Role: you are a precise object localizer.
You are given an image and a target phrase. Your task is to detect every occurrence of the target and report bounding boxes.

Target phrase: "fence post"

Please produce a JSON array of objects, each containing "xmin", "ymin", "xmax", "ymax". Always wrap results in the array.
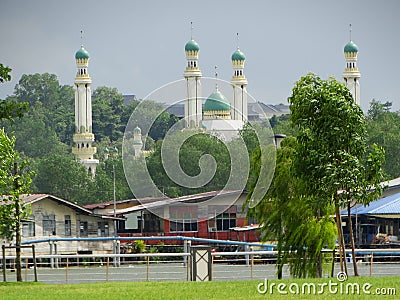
[
  {"xmin": 66, "ymin": 257, "xmax": 69, "ymax": 283},
  {"xmin": 32, "ymin": 245, "xmax": 37, "ymax": 282},
  {"xmin": 250, "ymin": 253, "xmax": 254, "ymax": 279},
  {"xmin": 2, "ymin": 245, "xmax": 6, "ymax": 282},
  {"xmin": 106, "ymin": 256, "xmax": 109, "ymax": 282},
  {"xmin": 190, "ymin": 246, "xmax": 212, "ymax": 281},
  {"xmin": 25, "ymin": 258, "xmax": 28, "ymax": 282},
  {"xmin": 146, "ymin": 255, "xmax": 150, "ymax": 282},
  {"xmin": 369, "ymin": 253, "xmax": 373, "ymax": 276}
]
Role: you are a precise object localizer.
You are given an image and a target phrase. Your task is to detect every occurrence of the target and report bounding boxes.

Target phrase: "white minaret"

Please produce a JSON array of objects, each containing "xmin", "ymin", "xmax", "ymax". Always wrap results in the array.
[
  {"xmin": 231, "ymin": 34, "xmax": 248, "ymax": 122},
  {"xmin": 343, "ymin": 25, "xmax": 361, "ymax": 105},
  {"xmin": 72, "ymin": 45, "xmax": 99, "ymax": 175},
  {"xmin": 183, "ymin": 23, "xmax": 202, "ymax": 128},
  {"xmin": 133, "ymin": 126, "xmax": 143, "ymax": 157}
]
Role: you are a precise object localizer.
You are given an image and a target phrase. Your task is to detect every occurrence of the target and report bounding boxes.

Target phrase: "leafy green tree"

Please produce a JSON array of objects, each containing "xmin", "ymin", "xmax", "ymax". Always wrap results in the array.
[
  {"xmin": 92, "ymin": 86, "xmax": 125, "ymax": 142},
  {"xmin": 366, "ymin": 100, "xmax": 400, "ymax": 179},
  {"xmin": 288, "ymin": 73, "xmax": 384, "ymax": 276},
  {"xmin": 0, "ymin": 64, "xmax": 28, "ymax": 124},
  {"xmin": 10, "ymin": 73, "xmax": 74, "ymax": 144},
  {"xmin": 248, "ymin": 138, "xmax": 337, "ymax": 278},
  {"xmin": 32, "ymin": 154, "xmax": 92, "ymax": 203},
  {"xmin": 8, "ymin": 102, "xmax": 68, "ymax": 158},
  {"xmin": 0, "ymin": 129, "xmax": 33, "ymax": 281},
  {"xmin": 146, "ymin": 132, "xmax": 231, "ymax": 197},
  {"xmin": 0, "ymin": 63, "xmax": 12, "ymax": 83}
]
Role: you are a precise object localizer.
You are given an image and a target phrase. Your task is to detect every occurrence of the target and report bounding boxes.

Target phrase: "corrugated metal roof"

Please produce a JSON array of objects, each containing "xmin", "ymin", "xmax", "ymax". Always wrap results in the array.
[{"xmin": 345, "ymin": 192, "xmax": 400, "ymax": 215}]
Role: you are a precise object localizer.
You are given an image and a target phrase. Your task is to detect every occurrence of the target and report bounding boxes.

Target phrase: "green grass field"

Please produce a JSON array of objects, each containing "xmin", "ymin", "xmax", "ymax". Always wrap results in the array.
[{"xmin": 1, "ymin": 277, "xmax": 399, "ymax": 300}]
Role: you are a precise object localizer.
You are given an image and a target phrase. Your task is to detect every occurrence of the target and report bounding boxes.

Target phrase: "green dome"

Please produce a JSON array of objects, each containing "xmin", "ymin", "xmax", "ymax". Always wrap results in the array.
[
  {"xmin": 204, "ymin": 91, "xmax": 231, "ymax": 111},
  {"xmin": 231, "ymin": 49, "xmax": 246, "ymax": 61},
  {"xmin": 75, "ymin": 46, "xmax": 90, "ymax": 59},
  {"xmin": 134, "ymin": 126, "xmax": 141, "ymax": 134},
  {"xmin": 185, "ymin": 40, "xmax": 200, "ymax": 52},
  {"xmin": 344, "ymin": 41, "xmax": 359, "ymax": 53}
]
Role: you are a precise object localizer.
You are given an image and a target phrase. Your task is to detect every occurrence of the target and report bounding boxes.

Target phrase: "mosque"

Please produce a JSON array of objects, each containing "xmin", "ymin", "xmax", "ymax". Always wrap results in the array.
[
  {"xmin": 70, "ymin": 31, "xmax": 361, "ymax": 174},
  {"xmin": 182, "ymin": 36, "xmax": 249, "ymax": 140}
]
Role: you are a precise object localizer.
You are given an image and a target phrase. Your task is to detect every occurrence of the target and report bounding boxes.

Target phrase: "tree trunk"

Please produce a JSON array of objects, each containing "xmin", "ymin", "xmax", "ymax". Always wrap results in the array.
[
  {"xmin": 339, "ymin": 212, "xmax": 348, "ymax": 275},
  {"xmin": 347, "ymin": 203, "xmax": 359, "ymax": 276},
  {"xmin": 334, "ymin": 205, "xmax": 344, "ymax": 272},
  {"xmin": 14, "ymin": 162, "xmax": 22, "ymax": 282},
  {"xmin": 335, "ymin": 204, "xmax": 347, "ymax": 274}
]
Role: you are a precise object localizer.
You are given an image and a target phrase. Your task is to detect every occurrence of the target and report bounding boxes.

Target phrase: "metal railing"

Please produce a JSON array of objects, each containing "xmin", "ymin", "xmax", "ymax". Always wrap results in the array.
[{"xmin": 1, "ymin": 248, "xmax": 400, "ymax": 283}]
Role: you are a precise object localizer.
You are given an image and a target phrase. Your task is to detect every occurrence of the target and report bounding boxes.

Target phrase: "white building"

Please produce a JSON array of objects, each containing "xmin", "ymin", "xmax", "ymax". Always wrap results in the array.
[
  {"xmin": 71, "ymin": 46, "xmax": 99, "ymax": 175},
  {"xmin": 343, "ymin": 38, "xmax": 361, "ymax": 105}
]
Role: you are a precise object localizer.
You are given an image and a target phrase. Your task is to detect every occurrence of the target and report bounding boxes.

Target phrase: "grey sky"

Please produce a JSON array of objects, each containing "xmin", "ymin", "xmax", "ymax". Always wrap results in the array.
[{"xmin": 1, "ymin": 0, "xmax": 399, "ymax": 111}]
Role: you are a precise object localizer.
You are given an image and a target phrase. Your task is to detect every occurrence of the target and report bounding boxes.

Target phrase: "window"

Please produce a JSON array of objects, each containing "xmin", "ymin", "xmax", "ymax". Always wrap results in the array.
[
  {"xmin": 169, "ymin": 207, "xmax": 198, "ymax": 232},
  {"xmin": 80, "ymin": 221, "xmax": 88, "ymax": 237},
  {"xmin": 22, "ymin": 220, "xmax": 35, "ymax": 237},
  {"xmin": 43, "ymin": 215, "xmax": 56, "ymax": 236},
  {"xmin": 65, "ymin": 215, "xmax": 71, "ymax": 236},
  {"xmin": 210, "ymin": 213, "xmax": 236, "ymax": 231},
  {"xmin": 170, "ymin": 220, "xmax": 198, "ymax": 232},
  {"xmin": 98, "ymin": 222, "xmax": 109, "ymax": 237}
]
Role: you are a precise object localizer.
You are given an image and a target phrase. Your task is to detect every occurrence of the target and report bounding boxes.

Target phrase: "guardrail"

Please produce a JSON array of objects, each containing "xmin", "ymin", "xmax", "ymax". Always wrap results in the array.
[{"xmin": 1, "ymin": 249, "xmax": 400, "ymax": 283}]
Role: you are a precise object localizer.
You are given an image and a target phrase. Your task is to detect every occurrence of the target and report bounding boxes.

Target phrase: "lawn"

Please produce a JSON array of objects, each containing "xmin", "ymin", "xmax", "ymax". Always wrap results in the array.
[{"xmin": 0, "ymin": 277, "xmax": 398, "ymax": 300}]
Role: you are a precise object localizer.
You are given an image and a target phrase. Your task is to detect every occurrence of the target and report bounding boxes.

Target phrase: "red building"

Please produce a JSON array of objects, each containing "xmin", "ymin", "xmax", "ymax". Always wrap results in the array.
[{"xmin": 85, "ymin": 190, "xmax": 260, "ymax": 245}]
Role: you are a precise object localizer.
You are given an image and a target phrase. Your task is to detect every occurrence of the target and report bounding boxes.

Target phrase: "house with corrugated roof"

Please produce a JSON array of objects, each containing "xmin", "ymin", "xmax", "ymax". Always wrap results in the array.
[
  {"xmin": 341, "ymin": 191, "xmax": 400, "ymax": 246},
  {"xmin": 1, "ymin": 194, "xmax": 118, "ymax": 255}
]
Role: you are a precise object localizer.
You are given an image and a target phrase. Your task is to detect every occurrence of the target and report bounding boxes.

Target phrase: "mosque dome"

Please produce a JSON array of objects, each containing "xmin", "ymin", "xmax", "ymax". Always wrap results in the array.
[
  {"xmin": 231, "ymin": 49, "xmax": 246, "ymax": 61},
  {"xmin": 344, "ymin": 41, "xmax": 359, "ymax": 53},
  {"xmin": 204, "ymin": 91, "xmax": 230, "ymax": 111},
  {"xmin": 134, "ymin": 126, "xmax": 141, "ymax": 134},
  {"xmin": 185, "ymin": 40, "xmax": 200, "ymax": 52},
  {"xmin": 75, "ymin": 46, "xmax": 90, "ymax": 59}
]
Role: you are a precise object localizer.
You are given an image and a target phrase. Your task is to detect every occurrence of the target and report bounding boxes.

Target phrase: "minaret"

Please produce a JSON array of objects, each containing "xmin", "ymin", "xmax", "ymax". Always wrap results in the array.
[
  {"xmin": 183, "ymin": 23, "xmax": 202, "ymax": 128},
  {"xmin": 72, "ymin": 44, "xmax": 99, "ymax": 175},
  {"xmin": 343, "ymin": 25, "xmax": 361, "ymax": 105},
  {"xmin": 231, "ymin": 33, "xmax": 248, "ymax": 121},
  {"xmin": 133, "ymin": 126, "xmax": 143, "ymax": 157}
]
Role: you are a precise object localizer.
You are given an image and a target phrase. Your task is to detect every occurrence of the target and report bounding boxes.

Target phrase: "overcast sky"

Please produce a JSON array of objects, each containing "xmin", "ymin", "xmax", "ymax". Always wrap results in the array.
[{"xmin": 1, "ymin": 0, "xmax": 399, "ymax": 111}]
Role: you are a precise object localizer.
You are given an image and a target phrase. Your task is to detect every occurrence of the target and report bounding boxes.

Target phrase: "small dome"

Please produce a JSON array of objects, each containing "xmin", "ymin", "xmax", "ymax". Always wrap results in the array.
[
  {"xmin": 185, "ymin": 40, "xmax": 200, "ymax": 52},
  {"xmin": 134, "ymin": 126, "xmax": 141, "ymax": 134},
  {"xmin": 204, "ymin": 91, "xmax": 231, "ymax": 111},
  {"xmin": 231, "ymin": 49, "xmax": 246, "ymax": 61},
  {"xmin": 75, "ymin": 46, "xmax": 90, "ymax": 59},
  {"xmin": 344, "ymin": 41, "xmax": 359, "ymax": 53}
]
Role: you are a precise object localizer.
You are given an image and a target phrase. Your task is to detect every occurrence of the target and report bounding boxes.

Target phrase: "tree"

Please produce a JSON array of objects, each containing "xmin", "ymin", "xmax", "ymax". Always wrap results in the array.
[
  {"xmin": 366, "ymin": 100, "xmax": 400, "ymax": 179},
  {"xmin": 247, "ymin": 138, "xmax": 337, "ymax": 278},
  {"xmin": 146, "ymin": 131, "xmax": 232, "ymax": 197},
  {"xmin": 0, "ymin": 64, "xmax": 28, "ymax": 124},
  {"xmin": 8, "ymin": 102, "xmax": 68, "ymax": 158},
  {"xmin": 288, "ymin": 73, "xmax": 384, "ymax": 276},
  {"xmin": 0, "ymin": 129, "xmax": 33, "ymax": 282},
  {"xmin": 32, "ymin": 154, "xmax": 92, "ymax": 204},
  {"xmin": 0, "ymin": 63, "xmax": 12, "ymax": 83},
  {"xmin": 92, "ymin": 86, "xmax": 125, "ymax": 142}
]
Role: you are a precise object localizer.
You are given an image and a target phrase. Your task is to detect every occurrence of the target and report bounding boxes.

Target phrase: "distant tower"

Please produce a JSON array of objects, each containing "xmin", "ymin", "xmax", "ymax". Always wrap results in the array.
[
  {"xmin": 133, "ymin": 126, "xmax": 143, "ymax": 157},
  {"xmin": 72, "ymin": 45, "xmax": 99, "ymax": 175},
  {"xmin": 183, "ymin": 23, "xmax": 202, "ymax": 128},
  {"xmin": 343, "ymin": 25, "xmax": 361, "ymax": 105},
  {"xmin": 231, "ymin": 34, "xmax": 248, "ymax": 121}
]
